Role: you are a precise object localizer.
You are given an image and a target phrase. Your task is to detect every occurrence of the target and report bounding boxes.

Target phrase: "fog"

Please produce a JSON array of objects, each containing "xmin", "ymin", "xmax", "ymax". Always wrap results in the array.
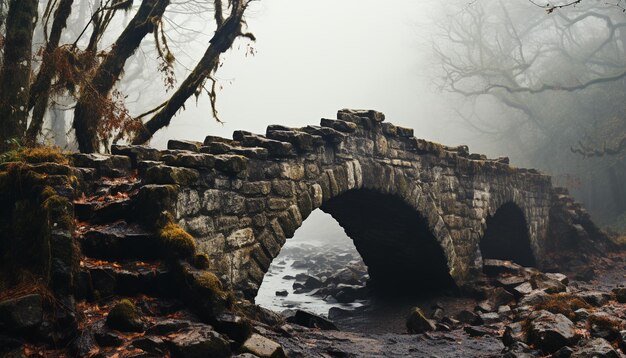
[{"xmin": 149, "ymin": 0, "xmax": 477, "ymax": 151}]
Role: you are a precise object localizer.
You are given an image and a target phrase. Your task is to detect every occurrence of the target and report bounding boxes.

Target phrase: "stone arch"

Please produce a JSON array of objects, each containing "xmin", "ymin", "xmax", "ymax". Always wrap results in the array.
[
  {"xmin": 480, "ymin": 202, "xmax": 536, "ymax": 267},
  {"xmin": 319, "ymin": 189, "xmax": 456, "ymax": 292}
]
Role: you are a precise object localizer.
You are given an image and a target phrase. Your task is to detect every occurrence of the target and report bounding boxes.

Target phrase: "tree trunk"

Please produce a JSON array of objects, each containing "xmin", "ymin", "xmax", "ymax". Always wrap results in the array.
[
  {"xmin": 132, "ymin": 1, "xmax": 246, "ymax": 145},
  {"xmin": 73, "ymin": 0, "xmax": 170, "ymax": 153},
  {"xmin": 25, "ymin": 0, "xmax": 74, "ymax": 145},
  {"xmin": 51, "ymin": 105, "xmax": 67, "ymax": 148},
  {"xmin": 0, "ymin": 0, "xmax": 38, "ymax": 152}
]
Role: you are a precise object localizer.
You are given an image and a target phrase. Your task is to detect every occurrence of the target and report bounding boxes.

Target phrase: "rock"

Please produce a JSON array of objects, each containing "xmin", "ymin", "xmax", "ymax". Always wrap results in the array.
[
  {"xmin": 570, "ymin": 338, "xmax": 619, "ymax": 358},
  {"xmin": 531, "ymin": 274, "xmax": 567, "ymax": 294},
  {"xmin": 146, "ymin": 319, "xmax": 191, "ymax": 335},
  {"xmin": 441, "ymin": 316, "xmax": 460, "ymax": 328},
  {"xmin": 502, "ymin": 341, "xmax": 533, "ymax": 358},
  {"xmin": 0, "ymin": 294, "xmax": 43, "ymax": 331},
  {"xmin": 334, "ymin": 284, "xmax": 363, "ymax": 303},
  {"xmin": 503, "ymin": 322, "xmax": 528, "ymax": 346},
  {"xmin": 214, "ymin": 313, "xmax": 252, "ymax": 344},
  {"xmin": 286, "ymin": 310, "xmax": 338, "ymax": 330},
  {"xmin": 275, "ymin": 290, "xmax": 288, "ymax": 297},
  {"xmin": 70, "ymin": 330, "xmax": 97, "ymax": 357},
  {"xmin": 588, "ymin": 312, "xmax": 624, "ymax": 341},
  {"xmin": 464, "ymin": 326, "xmax": 492, "ymax": 337},
  {"xmin": 456, "ymin": 310, "xmax": 480, "ymax": 325},
  {"xmin": 474, "ymin": 301, "xmax": 492, "ymax": 313},
  {"xmin": 552, "ymin": 346, "xmax": 574, "ymax": 358},
  {"xmin": 241, "ymin": 333, "xmax": 286, "ymax": 358},
  {"xmin": 577, "ymin": 291, "xmax": 611, "ymax": 307},
  {"xmin": 431, "ymin": 307, "xmax": 445, "ymax": 321},
  {"xmin": 612, "ymin": 287, "xmax": 626, "ymax": 303},
  {"xmin": 496, "ymin": 275, "xmax": 527, "ymax": 290},
  {"xmin": 619, "ymin": 330, "xmax": 626, "ymax": 353},
  {"xmin": 106, "ymin": 299, "xmax": 145, "ymax": 332},
  {"xmin": 302, "ymin": 275, "xmax": 323, "ymax": 290},
  {"xmin": 326, "ymin": 268, "xmax": 360, "ymax": 285},
  {"xmin": 488, "ymin": 287, "xmax": 515, "ymax": 307},
  {"xmin": 93, "ymin": 321, "xmax": 123, "ymax": 347},
  {"xmin": 328, "ymin": 307, "xmax": 353, "ymax": 320},
  {"xmin": 513, "ymin": 282, "xmax": 534, "ymax": 297},
  {"xmin": 406, "ymin": 307, "xmax": 436, "ymax": 334},
  {"xmin": 528, "ymin": 310, "xmax": 578, "ymax": 353},
  {"xmin": 145, "ymin": 165, "xmax": 199, "ymax": 185},
  {"xmin": 519, "ymin": 290, "xmax": 548, "ymax": 306},
  {"xmin": 478, "ymin": 312, "xmax": 501, "ymax": 325},
  {"xmin": 168, "ymin": 139, "xmax": 202, "ymax": 152},
  {"xmin": 132, "ymin": 336, "xmax": 167, "ymax": 355},
  {"xmin": 574, "ymin": 267, "xmax": 595, "ymax": 281},
  {"xmin": 545, "ymin": 272, "xmax": 569, "ymax": 285},
  {"xmin": 483, "ymin": 259, "xmax": 523, "ymax": 276},
  {"xmin": 574, "ymin": 308, "xmax": 590, "ymax": 322},
  {"xmin": 168, "ymin": 325, "xmax": 231, "ymax": 358}
]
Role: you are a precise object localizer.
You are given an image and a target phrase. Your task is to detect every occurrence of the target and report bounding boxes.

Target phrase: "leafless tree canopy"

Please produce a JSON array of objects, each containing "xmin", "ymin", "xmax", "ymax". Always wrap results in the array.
[{"xmin": 0, "ymin": 0, "xmax": 255, "ymax": 153}]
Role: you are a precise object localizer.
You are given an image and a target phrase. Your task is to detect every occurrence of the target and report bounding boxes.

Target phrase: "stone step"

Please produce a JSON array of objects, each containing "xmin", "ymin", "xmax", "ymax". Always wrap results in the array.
[
  {"xmin": 79, "ymin": 221, "xmax": 161, "ymax": 261},
  {"xmin": 74, "ymin": 197, "xmax": 132, "ymax": 223},
  {"xmin": 77, "ymin": 258, "xmax": 176, "ymax": 300}
]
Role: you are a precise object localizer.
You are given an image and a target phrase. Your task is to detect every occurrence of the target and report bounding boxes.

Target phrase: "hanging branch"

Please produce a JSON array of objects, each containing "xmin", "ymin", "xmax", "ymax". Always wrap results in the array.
[{"xmin": 131, "ymin": 0, "xmax": 255, "ymax": 145}]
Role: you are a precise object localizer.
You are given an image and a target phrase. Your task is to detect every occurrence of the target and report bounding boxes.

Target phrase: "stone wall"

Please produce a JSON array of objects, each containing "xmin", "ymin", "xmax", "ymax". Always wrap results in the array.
[{"xmin": 67, "ymin": 109, "xmax": 606, "ymax": 299}]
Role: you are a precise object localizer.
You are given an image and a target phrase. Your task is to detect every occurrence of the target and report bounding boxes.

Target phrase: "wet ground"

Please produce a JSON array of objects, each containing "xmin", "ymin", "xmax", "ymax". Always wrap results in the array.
[{"xmin": 255, "ymin": 231, "xmax": 626, "ymax": 357}]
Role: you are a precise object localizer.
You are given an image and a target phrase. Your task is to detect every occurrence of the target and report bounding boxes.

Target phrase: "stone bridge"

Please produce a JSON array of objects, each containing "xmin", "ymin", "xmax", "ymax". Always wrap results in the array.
[{"xmin": 77, "ymin": 109, "xmax": 604, "ymax": 299}]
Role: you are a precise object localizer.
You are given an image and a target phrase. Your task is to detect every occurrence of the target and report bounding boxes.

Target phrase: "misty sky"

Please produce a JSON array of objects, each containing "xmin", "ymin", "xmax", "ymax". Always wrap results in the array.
[{"xmin": 150, "ymin": 0, "xmax": 495, "ymax": 155}]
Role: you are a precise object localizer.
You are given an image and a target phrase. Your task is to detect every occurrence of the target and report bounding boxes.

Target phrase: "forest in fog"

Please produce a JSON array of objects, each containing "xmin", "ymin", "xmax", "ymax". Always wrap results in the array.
[{"xmin": 1, "ymin": 0, "xmax": 626, "ymax": 228}]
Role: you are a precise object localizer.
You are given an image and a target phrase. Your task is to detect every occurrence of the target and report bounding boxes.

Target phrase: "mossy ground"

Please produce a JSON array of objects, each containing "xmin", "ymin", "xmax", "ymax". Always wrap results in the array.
[{"xmin": 0, "ymin": 146, "xmax": 68, "ymax": 165}]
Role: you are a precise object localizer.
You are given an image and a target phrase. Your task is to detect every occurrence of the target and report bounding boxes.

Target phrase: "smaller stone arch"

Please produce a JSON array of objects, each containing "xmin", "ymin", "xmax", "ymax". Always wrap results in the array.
[{"xmin": 480, "ymin": 202, "xmax": 536, "ymax": 267}]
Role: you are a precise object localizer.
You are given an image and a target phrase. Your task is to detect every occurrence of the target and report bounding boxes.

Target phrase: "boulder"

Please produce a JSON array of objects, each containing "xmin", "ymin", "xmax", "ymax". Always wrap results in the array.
[
  {"xmin": 214, "ymin": 313, "xmax": 252, "ymax": 344},
  {"xmin": 132, "ymin": 336, "xmax": 167, "ymax": 355},
  {"xmin": 286, "ymin": 310, "xmax": 338, "ymax": 330},
  {"xmin": 612, "ymin": 287, "xmax": 626, "ymax": 303},
  {"xmin": 570, "ymin": 338, "xmax": 619, "ymax": 358},
  {"xmin": 456, "ymin": 310, "xmax": 480, "ymax": 325},
  {"xmin": 106, "ymin": 299, "xmax": 145, "ymax": 332},
  {"xmin": 577, "ymin": 291, "xmax": 611, "ymax": 307},
  {"xmin": 0, "ymin": 294, "xmax": 43, "ymax": 331},
  {"xmin": 531, "ymin": 274, "xmax": 567, "ymax": 294},
  {"xmin": 275, "ymin": 290, "xmax": 288, "ymax": 297},
  {"xmin": 168, "ymin": 324, "xmax": 231, "ymax": 358},
  {"xmin": 588, "ymin": 313, "xmax": 624, "ymax": 341},
  {"xmin": 406, "ymin": 307, "xmax": 436, "ymax": 334},
  {"xmin": 241, "ymin": 333, "xmax": 286, "ymax": 358},
  {"xmin": 528, "ymin": 310, "xmax": 578, "ymax": 353}
]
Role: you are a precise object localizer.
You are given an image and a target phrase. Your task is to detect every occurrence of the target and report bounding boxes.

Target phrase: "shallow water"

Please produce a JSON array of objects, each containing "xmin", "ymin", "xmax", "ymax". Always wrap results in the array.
[{"xmin": 254, "ymin": 211, "xmax": 473, "ymax": 333}]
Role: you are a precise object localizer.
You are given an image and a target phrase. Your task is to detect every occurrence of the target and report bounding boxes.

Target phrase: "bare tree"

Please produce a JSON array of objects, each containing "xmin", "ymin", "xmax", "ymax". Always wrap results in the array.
[
  {"xmin": 435, "ymin": 0, "xmax": 626, "ymax": 221},
  {"xmin": 0, "ymin": 0, "xmax": 256, "ymax": 153}
]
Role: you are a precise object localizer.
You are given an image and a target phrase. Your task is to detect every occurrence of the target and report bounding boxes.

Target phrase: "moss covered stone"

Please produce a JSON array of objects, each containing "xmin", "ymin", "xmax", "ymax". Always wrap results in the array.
[
  {"xmin": 106, "ymin": 299, "xmax": 144, "ymax": 332},
  {"xmin": 194, "ymin": 253, "xmax": 211, "ymax": 269},
  {"xmin": 187, "ymin": 270, "xmax": 232, "ymax": 319},
  {"xmin": 159, "ymin": 222, "xmax": 196, "ymax": 259}
]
